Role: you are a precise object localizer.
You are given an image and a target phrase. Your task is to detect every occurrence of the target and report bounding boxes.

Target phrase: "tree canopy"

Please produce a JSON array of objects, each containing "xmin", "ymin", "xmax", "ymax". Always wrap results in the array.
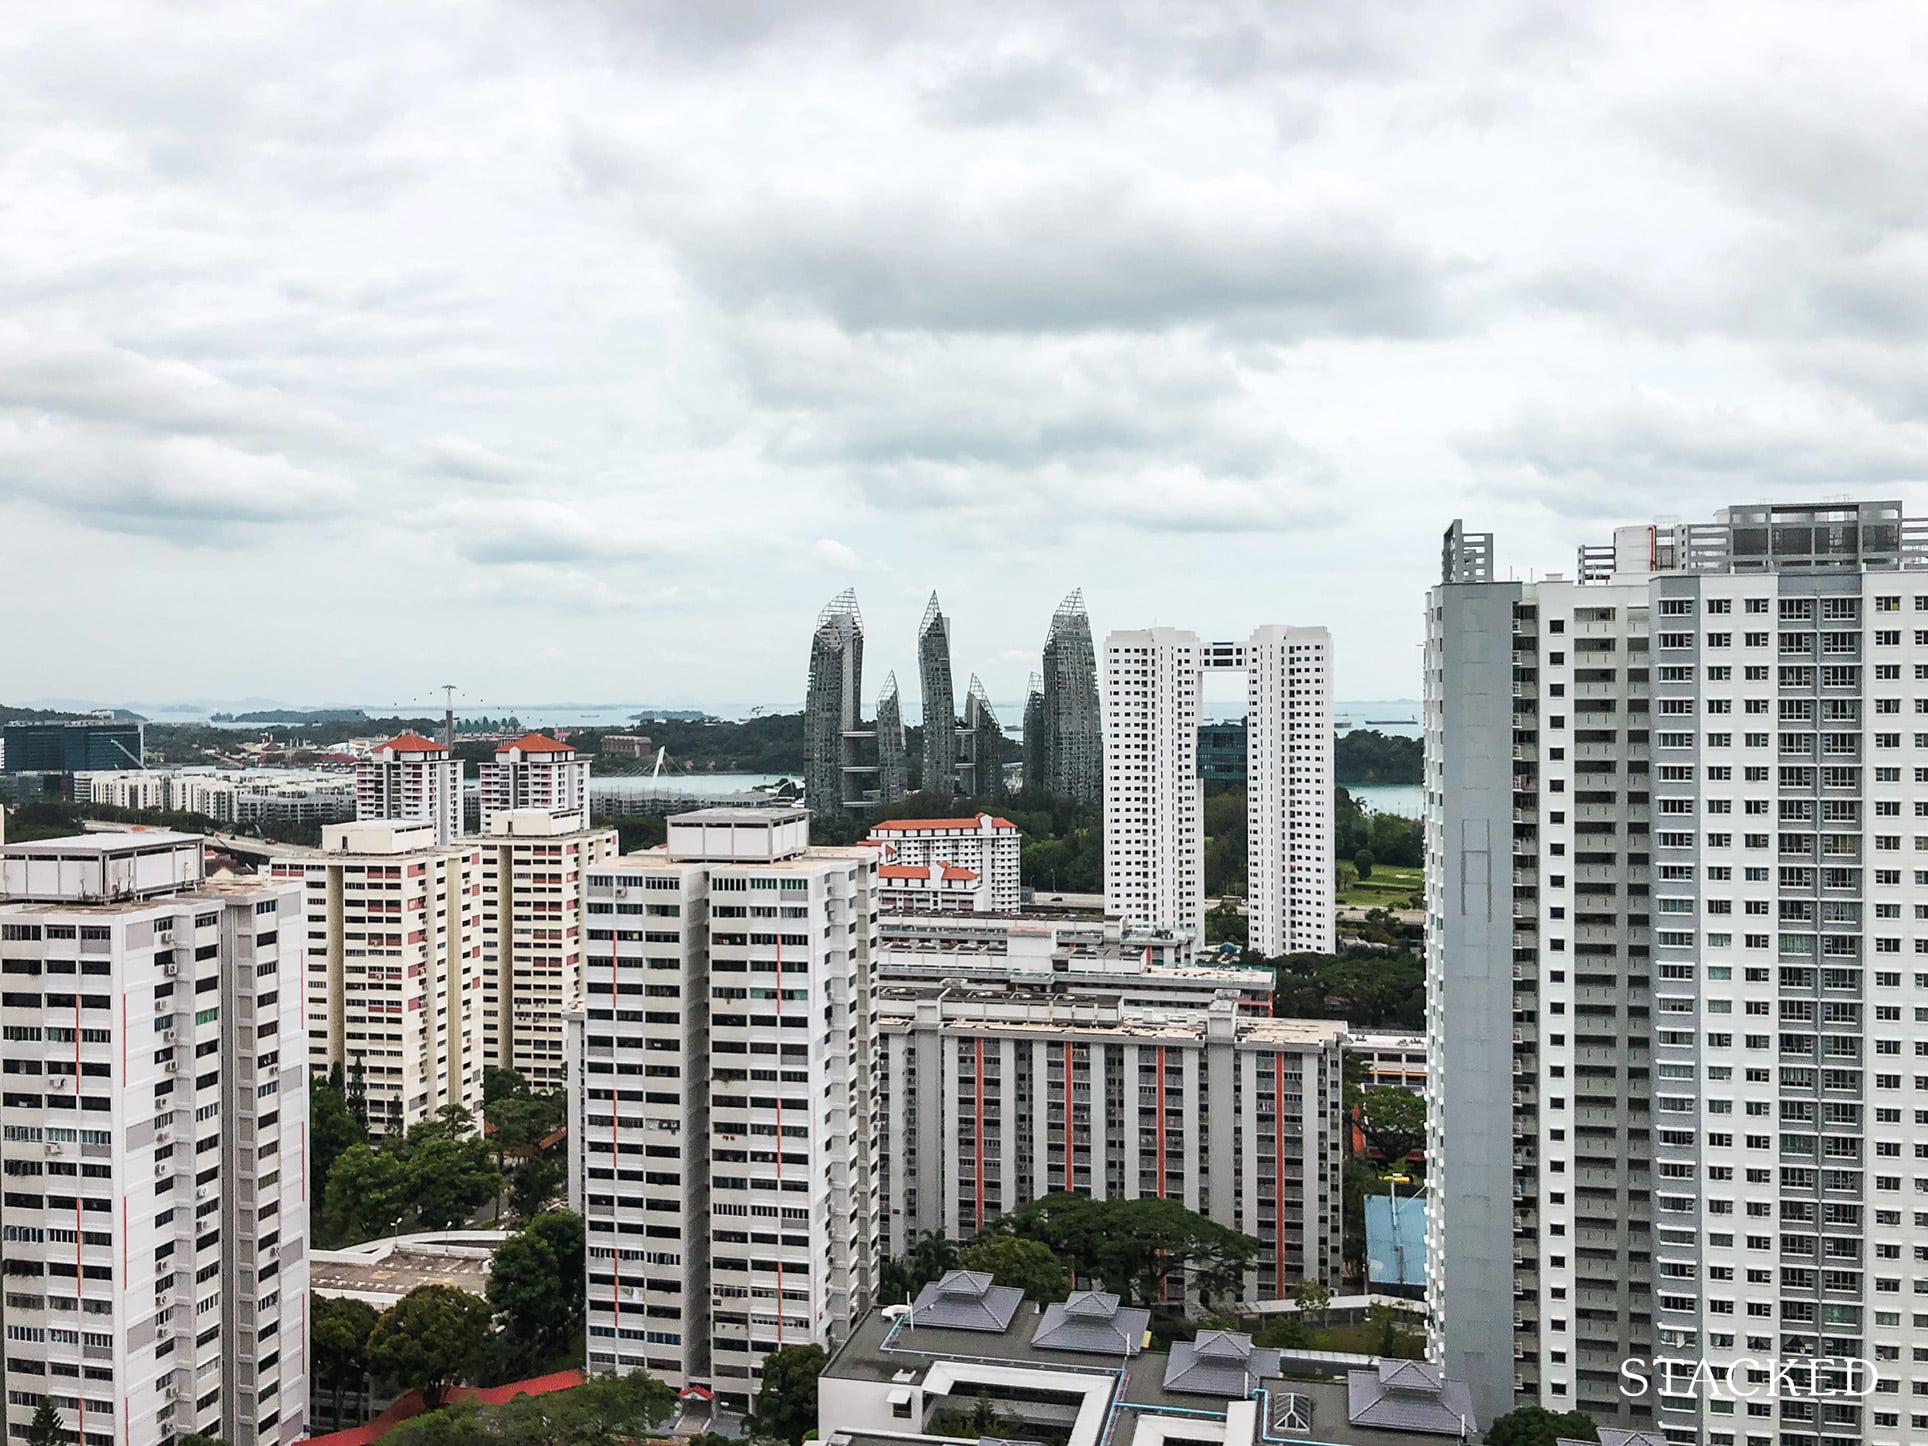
[
  {"xmin": 1485, "ymin": 1406, "xmax": 1599, "ymax": 1446},
  {"xmin": 997, "ymin": 1194, "xmax": 1258, "ymax": 1305},
  {"xmin": 1334, "ymin": 729, "xmax": 1421, "ymax": 785},
  {"xmin": 379, "ymin": 1371, "xmax": 674, "ymax": 1446},
  {"xmin": 1269, "ymin": 951, "xmax": 1424, "ymax": 1030},
  {"xmin": 1351, "ymin": 1086, "xmax": 1427, "ymax": 1166},
  {"xmin": 755, "ymin": 1344, "xmax": 829, "ymax": 1446},
  {"xmin": 367, "ymin": 1285, "xmax": 496, "ymax": 1408},
  {"xmin": 314, "ymin": 1294, "xmax": 380, "ymax": 1427},
  {"xmin": 324, "ymin": 1143, "xmax": 412, "ymax": 1242},
  {"xmin": 489, "ymin": 1211, "xmax": 586, "ymax": 1371},
  {"xmin": 957, "ymin": 1236, "xmax": 1071, "ymax": 1302}
]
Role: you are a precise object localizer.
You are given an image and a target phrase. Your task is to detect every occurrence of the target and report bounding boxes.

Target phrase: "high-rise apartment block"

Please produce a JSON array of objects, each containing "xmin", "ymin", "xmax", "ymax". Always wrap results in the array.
[
  {"xmin": 1103, "ymin": 626, "xmax": 1333, "ymax": 955},
  {"xmin": 478, "ymin": 733, "xmax": 591, "ymax": 833},
  {"xmin": 867, "ymin": 814, "xmax": 1022, "ymax": 913},
  {"xmin": 1427, "ymin": 503, "xmax": 1928, "ymax": 1442},
  {"xmin": 477, "ymin": 810, "xmax": 618, "ymax": 1092},
  {"xmin": 0, "ymin": 832, "xmax": 308, "ymax": 1446},
  {"xmin": 875, "ymin": 985, "xmax": 1344, "ymax": 1300},
  {"xmin": 355, "ymin": 734, "xmax": 461, "ymax": 844},
  {"xmin": 569, "ymin": 808, "xmax": 879, "ymax": 1407},
  {"xmin": 270, "ymin": 821, "xmax": 486, "ymax": 1131}
]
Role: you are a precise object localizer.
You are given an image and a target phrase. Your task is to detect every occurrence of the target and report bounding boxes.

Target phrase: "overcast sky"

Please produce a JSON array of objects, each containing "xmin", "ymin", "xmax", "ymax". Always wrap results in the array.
[{"xmin": 6, "ymin": 1, "xmax": 1928, "ymax": 716}]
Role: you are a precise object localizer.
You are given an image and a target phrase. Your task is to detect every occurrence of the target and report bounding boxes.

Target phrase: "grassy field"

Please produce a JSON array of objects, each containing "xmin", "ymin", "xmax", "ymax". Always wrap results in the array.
[{"xmin": 1336, "ymin": 863, "xmax": 1423, "ymax": 910}]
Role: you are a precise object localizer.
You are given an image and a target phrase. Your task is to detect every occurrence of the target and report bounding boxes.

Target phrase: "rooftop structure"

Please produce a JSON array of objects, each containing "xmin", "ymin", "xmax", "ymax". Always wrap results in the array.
[
  {"xmin": 868, "ymin": 813, "xmax": 1021, "ymax": 912},
  {"xmin": 820, "ymin": 1288, "xmax": 1482, "ymax": 1446},
  {"xmin": 919, "ymin": 592, "xmax": 957, "ymax": 798},
  {"xmin": 478, "ymin": 731, "xmax": 591, "ymax": 832}
]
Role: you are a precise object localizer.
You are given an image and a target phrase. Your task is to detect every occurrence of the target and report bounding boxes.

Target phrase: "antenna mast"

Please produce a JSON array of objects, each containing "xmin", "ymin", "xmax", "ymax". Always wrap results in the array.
[{"xmin": 441, "ymin": 684, "xmax": 458, "ymax": 748}]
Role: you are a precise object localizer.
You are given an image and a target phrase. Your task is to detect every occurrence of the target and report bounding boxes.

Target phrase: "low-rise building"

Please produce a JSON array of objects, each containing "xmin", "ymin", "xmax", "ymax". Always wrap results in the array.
[
  {"xmin": 71, "ymin": 768, "xmax": 169, "ymax": 811},
  {"xmin": 599, "ymin": 735, "xmax": 653, "ymax": 760},
  {"xmin": 1344, "ymin": 1030, "xmax": 1428, "ymax": 1092},
  {"xmin": 820, "ymin": 1275, "xmax": 1482, "ymax": 1446},
  {"xmin": 867, "ymin": 814, "xmax": 1021, "ymax": 912},
  {"xmin": 0, "ymin": 831, "xmax": 309, "ymax": 1446},
  {"xmin": 875, "ymin": 983, "xmax": 1345, "ymax": 1300}
]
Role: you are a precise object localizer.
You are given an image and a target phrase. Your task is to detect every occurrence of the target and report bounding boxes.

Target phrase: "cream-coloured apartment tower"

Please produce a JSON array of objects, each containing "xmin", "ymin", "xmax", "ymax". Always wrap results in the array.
[{"xmin": 270, "ymin": 821, "xmax": 486, "ymax": 1131}]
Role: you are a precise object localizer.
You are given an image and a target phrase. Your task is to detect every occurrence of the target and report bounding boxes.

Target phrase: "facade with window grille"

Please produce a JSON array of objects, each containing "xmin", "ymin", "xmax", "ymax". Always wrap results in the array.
[
  {"xmin": 0, "ymin": 832, "xmax": 308, "ymax": 1446},
  {"xmin": 1427, "ymin": 503, "xmax": 1928, "ymax": 1444},
  {"xmin": 568, "ymin": 807, "xmax": 880, "ymax": 1412},
  {"xmin": 874, "ymin": 984, "xmax": 1344, "ymax": 1302}
]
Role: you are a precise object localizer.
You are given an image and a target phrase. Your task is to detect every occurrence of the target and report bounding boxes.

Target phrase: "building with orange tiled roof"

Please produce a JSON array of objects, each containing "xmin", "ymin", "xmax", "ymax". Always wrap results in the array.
[
  {"xmin": 479, "ymin": 732, "xmax": 591, "ymax": 832},
  {"xmin": 357, "ymin": 732, "xmax": 462, "ymax": 843},
  {"xmin": 876, "ymin": 859, "xmax": 987, "ymax": 913},
  {"xmin": 867, "ymin": 812, "xmax": 1020, "ymax": 911}
]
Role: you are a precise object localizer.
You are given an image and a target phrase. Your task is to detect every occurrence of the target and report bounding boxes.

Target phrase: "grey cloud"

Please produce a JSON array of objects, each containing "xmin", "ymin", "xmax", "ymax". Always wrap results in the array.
[
  {"xmin": 1651, "ymin": 94, "xmax": 1928, "ymax": 237},
  {"xmin": 1461, "ymin": 391, "xmax": 1928, "ymax": 519},
  {"xmin": 668, "ymin": 170, "xmax": 1463, "ymax": 337},
  {"xmin": 417, "ymin": 435, "xmax": 540, "ymax": 486},
  {"xmin": 0, "ymin": 426, "xmax": 352, "ymax": 540},
  {"xmin": 426, "ymin": 498, "xmax": 678, "ymax": 566},
  {"xmin": 918, "ymin": 55, "xmax": 1107, "ymax": 128},
  {"xmin": 0, "ymin": 329, "xmax": 358, "ymax": 452}
]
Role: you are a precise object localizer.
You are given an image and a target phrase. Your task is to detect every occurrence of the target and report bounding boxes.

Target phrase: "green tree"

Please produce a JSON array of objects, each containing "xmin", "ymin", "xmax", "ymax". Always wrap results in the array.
[
  {"xmin": 1001, "ymin": 1195, "xmax": 1258, "ymax": 1306},
  {"xmin": 367, "ymin": 1284, "xmax": 496, "ymax": 1409},
  {"xmin": 379, "ymin": 1405, "xmax": 489, "ymax": 1446},
  {"xmin": 409, "ymin": 1133, "xmax": 503, "ymax": 1231},
  {"xmin": 553, "ymin": 1369, "xmax": 677, "ymax": 1444},
  {"xmin": 1352, "ymin": 1086, "xmax": 1427, "ymax": 1166},
  {"xmin": 489, "ymin": 1211, "xmax": 586, "ymax": 1370},
  {"xmin": 508, "ymin": 1157, "xmax": 565, "ymax": 1225},
  {"xmin": 1292, "ymin": 1277, "xmax": 1331, "ymax": 1328},
  {"xmin": 311, "ymin": 1074, "xmax": 366, "ymax": 1211},
  {"xmin": 1485, "ymin": 1406, "xmax": 1598, "ymax": 1446},
  {"xmin": 325, "ymin": 1143, "xmax": 411, "ymax": 1243},
  {"xmin": 926, "ymin": 1391, "xmax": 1026, "ymax": 1440},
  {"xmin": 313, "ymin": 1294, "xmax": 380, "ymax": 1426},
  {"xmin": 879, "ymin": 1229, "xmax": 960, "ymax": 1301},
  {"xmin": 957, "ymin": 1236, "xmax": 1069, "ymax": 1302},
  {"xmin": 483, "ymin": 1066, "xmax": 531, "ymax": 1105},
  {"xmin": 1353, "ymin": 847, "xmax": 1375, "ymax": 880},
  {"xmin": 25, "ymin": 1399, "xmax": 63, "ymax": 1446},
  {"xmin": 178, "ymin": 1436, "xmax": 231, "ymax": 1446},
  {"xmin": 754, "ymin": 1344, "xmax": 828, "ymax": 1446}
]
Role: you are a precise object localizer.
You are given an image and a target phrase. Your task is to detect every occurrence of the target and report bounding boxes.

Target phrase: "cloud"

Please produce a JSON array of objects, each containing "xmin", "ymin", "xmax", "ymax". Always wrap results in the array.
[
  {"xmin": 661, "ymin": 166, "xmax": 1465, "ymax": 337},
  {"xmin": 417, "ymin": 434, "xmax": 541, "ymax": 486},
  {"xmin": 0, "ymin": 423, "xmax": 353, "ymax": 539},
  {"xmin": 918, "ymin": 54, "xmax": 1106, "ymax": 128},
  {"xmin": 420, "ymin": 497, "xmax": 683, "ymax": 566},
  {"xmin": 1461, "ymin": 389, "xmax": 1928, "ymax": 519}
]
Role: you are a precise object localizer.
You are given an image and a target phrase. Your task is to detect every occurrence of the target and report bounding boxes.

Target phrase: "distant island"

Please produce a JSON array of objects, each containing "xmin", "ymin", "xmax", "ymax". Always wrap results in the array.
[
  {"xmin": 632, "ymin": 709, "xmax": 712, "ymax": 723},
  {"xmin": 210, "ymin": 708, "xmax": 372, "ymax": 724}
]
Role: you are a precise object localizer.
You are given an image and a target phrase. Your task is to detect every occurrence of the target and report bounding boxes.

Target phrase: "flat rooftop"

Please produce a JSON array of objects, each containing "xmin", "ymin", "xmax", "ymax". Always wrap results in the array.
[
  {"xmin": 309, "ymin": 1246, "xmax": 493, "ymax": 1303},
  {"xmin": 2, "ymin": 830, "xmax": 204, "ymax": 855},
  {"xmin": 670, "ymin": 806, "xmax": 809, "ymax": 825}
]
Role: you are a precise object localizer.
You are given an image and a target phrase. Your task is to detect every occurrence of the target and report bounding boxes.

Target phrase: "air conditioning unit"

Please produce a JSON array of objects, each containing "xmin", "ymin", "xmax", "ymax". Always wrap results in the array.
[
  {"xmin": 155, "ymin": 1161, "xmax": 170, "ymax": 1177},
  {"xmin": 195, "ymin": 1185, "xmax": 211, "ymax": 1200},
  {"xmin": 49, "ymin": 1076, "xmax": 70, "ymax": 1091},
  {"xmin": 44, "ymin": 1142, "xmax": 63, "ymax": 1156},
  {"xmin": 162, "ymin": 1030, "xmax": 177, "ymax": 1044},
  {"xmin": 164, "ymin": 1059, "xmax": 179, "ymax": 1074},
  {"xmin": 162, "ymin": 1384, "xmax": 180, "ymax": 1401},
  {"xmin": 163, "ymin": 962, "xmax": 179, "ymax": 977}
]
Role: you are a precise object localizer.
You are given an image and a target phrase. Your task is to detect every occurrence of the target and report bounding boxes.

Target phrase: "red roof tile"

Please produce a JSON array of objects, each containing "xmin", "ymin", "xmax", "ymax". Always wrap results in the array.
[
  {"xmin": 373, "ymin": 733, "xmax": 447, "ymax": 754},
  {"xmin": 869, "ymin": 814, "xmax": 1015, "ymax": 832},
  {"xmin": 497, "ymin": 732, "xmax": 574, "ymax": 754},
  {"xmin": 879, "ymin": 863, "xmax": 979, "ymax": 882}
]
